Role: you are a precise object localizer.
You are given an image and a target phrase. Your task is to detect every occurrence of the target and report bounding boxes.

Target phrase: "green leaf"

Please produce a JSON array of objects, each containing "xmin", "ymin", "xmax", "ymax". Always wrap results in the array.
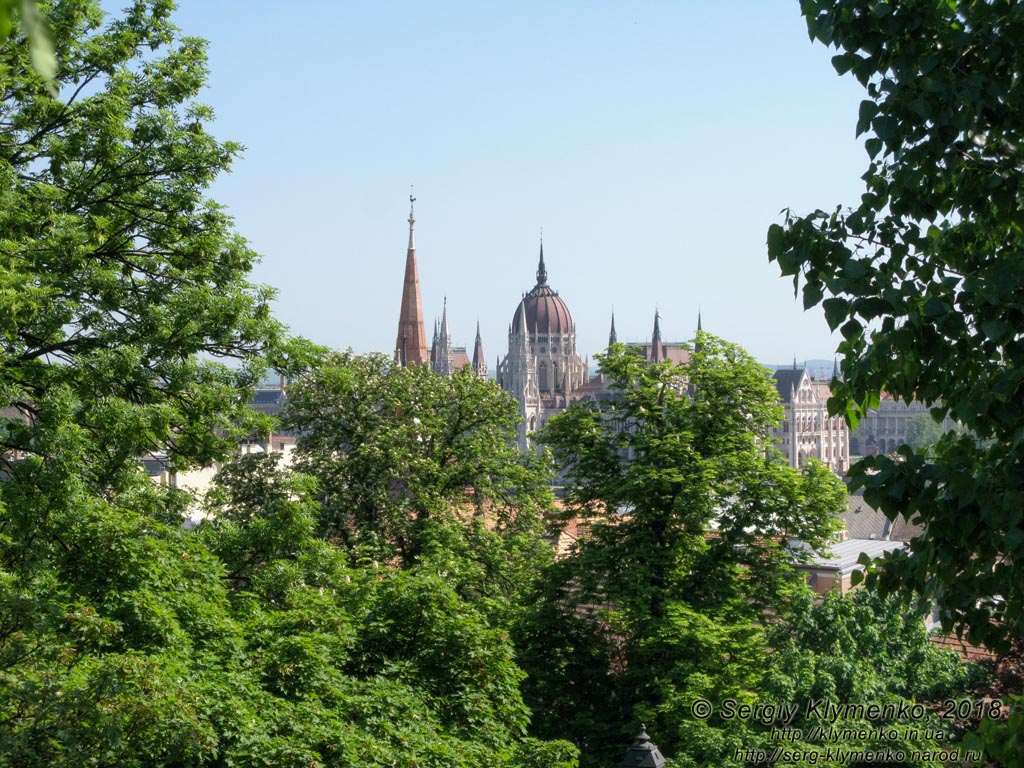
[
  {"xmin": 981, "ymin": 319, "xmax": 1009, "ymax": 341},
  {"xmin": 766, "ymin": 223, "xmax": 786, "ymax": 259},
  {"xmin": 856, "ymin": 99, "xmax": 879, "ymax": 137},
  {"xmin": 803, "ymin": 282, "xmax": 824, "ymax": 309},
  {"xmin": 20, "ymin": 0, "xmax": 57, "ymax": 88},
  {"xmin": 832, "ymin": 52, "xmax": 862, "ymax": 75},
  {"xmin": 823, "ymin": 297, "xmax": 849, "ymax": 330}
]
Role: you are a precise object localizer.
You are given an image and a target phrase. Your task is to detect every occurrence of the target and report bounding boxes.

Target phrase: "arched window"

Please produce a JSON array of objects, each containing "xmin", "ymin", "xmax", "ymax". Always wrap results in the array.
[{"xmin": 539, "ymin": 362, "xmax": 547, "ymax": 390}]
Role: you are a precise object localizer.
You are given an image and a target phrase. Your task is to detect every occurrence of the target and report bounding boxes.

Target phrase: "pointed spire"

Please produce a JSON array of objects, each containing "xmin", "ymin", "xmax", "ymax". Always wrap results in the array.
[
  {"xmin": 433, "ymin": 297, "xmax": 453, "ymax": 376},
  {"xmin": 697, "ymin": 309, "xmax": 703, "ymax": 333},
  {"xmin": 394, "ymin": 193, "xmax": 428, "ymax": 366},
  {"xmin": 536, "ymin": 233, "xmax": 548, "ymax": 287},
  {"xmin": 609, "ymin": 310, "xmax": 618, "ymax": 347},
  {"xmin": 793, "ymin": 356, "xmax": 798, "ymax": 370},
  {"xmin": 651, "ymin": 309, "xmax": 663, "ymax": 363},
  {"xmin": 516, "ymin": 300, "xmax": 531, "ymax": 354},
  {"xmin": 472, "ymin": 320, "xmax": 487, "ymax": 378}
]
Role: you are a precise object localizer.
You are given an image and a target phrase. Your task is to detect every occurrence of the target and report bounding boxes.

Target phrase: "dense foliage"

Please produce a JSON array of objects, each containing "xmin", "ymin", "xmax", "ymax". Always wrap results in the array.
[
  {"xmin": 0, "ymin": 1, "xmax": 991, "ymax": 766},
  {"xmin": 517, "ymin": 339, "xmax": 852, "ymax": 765},
  {"xmin": 0, "ymin": 3, "xmax": 575, "ymax": 765},
  {"xmin": 768, "ymin": 0, "xmax": 1024, "ymax": 654}
]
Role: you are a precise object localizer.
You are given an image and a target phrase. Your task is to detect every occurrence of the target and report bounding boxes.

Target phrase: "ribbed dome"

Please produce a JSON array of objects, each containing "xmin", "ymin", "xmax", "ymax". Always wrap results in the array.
[
  {"xmin": 513, "ymin": 284, "xmax": 573, "ymax": 335},
  {"xmin": 512, "ymin": 242, "xmax": 573, "ymax": 335}
]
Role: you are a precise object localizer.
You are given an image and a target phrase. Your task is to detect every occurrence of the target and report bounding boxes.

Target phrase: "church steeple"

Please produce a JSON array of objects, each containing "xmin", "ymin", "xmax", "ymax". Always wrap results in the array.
[
  {"xmin": 697, "ymin": 310, "xmax": 703, "ymax": 333},
  {"xmin": 433, "ymin": 296, "xmax": 453, "ymax": 376},
  {"xmin": 608, "ymin": 310, "xmax": 618, "ymax": 347},
  {"xmin": 472, "ymin": 320, "xmax": 487, "ymax": 378},
  {"xmin": 650, "ymin": 310, "xmax": 663, "ymax": 363},
  {"xmin": 394, "ymin": 192, "xmax": 429, "ymax": 366}
]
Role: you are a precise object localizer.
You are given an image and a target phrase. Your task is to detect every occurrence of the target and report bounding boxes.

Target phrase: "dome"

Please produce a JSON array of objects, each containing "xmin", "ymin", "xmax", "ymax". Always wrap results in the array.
[
  {"xmin": 511, "ymin": 243, "xmax": 573, "ymax": 335},
  {"xmin": 513, "ymin": 284, "xmax": 573, "ymax": 335}
]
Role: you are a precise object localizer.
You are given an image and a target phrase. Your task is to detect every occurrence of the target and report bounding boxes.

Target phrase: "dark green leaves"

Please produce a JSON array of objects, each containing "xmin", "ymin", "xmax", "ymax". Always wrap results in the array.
[{"xmin": 773, "ymin": 0, "xmax": 1024, "ymax": 653}]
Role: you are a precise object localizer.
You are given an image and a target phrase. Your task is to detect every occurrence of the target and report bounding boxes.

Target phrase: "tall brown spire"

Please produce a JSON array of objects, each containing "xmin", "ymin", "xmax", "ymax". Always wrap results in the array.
[{"xmin": 394, "ymin": 193, "xmax": 429, "ymax": 366}]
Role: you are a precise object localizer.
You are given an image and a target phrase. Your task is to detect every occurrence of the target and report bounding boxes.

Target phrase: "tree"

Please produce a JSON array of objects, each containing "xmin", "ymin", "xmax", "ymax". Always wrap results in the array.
[
  {"xmin": 284, "ymin": 352, "xmax": 556, "ymax": 618},
  {"xmin": 0, "ymin": 0, "xmax": 55, "ymax": 85},
  {"xmin": 0, "ymin": 3, "xmax": 581, "ymax": 765},
  {"xmin": 904, "ymin": 411, "xmax": 945, "ymax": 453},
  {"xmin": 196, "ymin": 452, "xmax": 579, "ymax": 768},
  {"xmin": 0, "ymin": 0, "xmax": 289, "ymax": 762},
  {"xmin": 517, "ymin": 336, "xmax": 847, "ymax": 766},
  {"xmin": 767, "ymin": 0, "xmax": 1024, "ymax": 653}
]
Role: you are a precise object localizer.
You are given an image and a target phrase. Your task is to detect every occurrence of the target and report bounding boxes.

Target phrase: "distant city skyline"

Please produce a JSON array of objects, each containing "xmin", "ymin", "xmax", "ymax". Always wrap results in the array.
[{"xmin": 154, "ymin": 1, "xmax": 871, "ymax": 365}]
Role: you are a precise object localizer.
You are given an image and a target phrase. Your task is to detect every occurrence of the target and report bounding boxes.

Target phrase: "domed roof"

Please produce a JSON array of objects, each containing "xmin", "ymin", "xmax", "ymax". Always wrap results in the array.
[{"xmin": 512, "ymin": 244, "xmax": 573, "ymax": 336}]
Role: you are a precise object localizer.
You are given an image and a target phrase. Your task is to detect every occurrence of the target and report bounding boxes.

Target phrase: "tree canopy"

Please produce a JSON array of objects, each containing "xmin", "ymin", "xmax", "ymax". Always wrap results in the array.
[
  {"xmin": 0, "ymin": 3, "xmax": 575, "ymax": 765},
  {"xmin": 517, "ymin": 337, "xmax": 848, "ymax": 765},
  {"xmin": 284, "ymin": 352, "xmax": 556, "ymax": 618},
  {"xmin": 768, "ymin": 0, "xmax": 1024, "ymax": 653}
]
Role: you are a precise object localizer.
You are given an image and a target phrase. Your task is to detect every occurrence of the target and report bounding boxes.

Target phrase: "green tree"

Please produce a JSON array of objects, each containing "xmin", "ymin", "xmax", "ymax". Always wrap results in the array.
[
  {"xmin": 517, "ymin": 336, "xmax": 846, "ymax": 766},
  {"xmin": 0, "ymin": 3, "xmax": 580, "ymax": 765},
  {"xmin": 0, "ymin": 0, "xmax": 288, "ymax": 762},
  {"xmin": 767, "ymin": 0, "xmax": 1024, "ymax": 654},
  {"xmin": 904, "ymin": 411, "xmax": 945, "ymax": 454},
  {"xmin": 196, "ymin": 453, "xmax": 579, "ymax": 768},
  {"xmin": 284, "ymin": 352, "xmax": 556, "ymax": 618},
  {"xmin": 0, "ymin": 0, "xmax": 55, "ymax": 85}
]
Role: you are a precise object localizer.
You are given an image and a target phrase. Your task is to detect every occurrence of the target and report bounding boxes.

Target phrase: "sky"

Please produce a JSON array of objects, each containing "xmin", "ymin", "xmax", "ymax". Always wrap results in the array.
[{"xmin": 150, "ymin": 1, "xmax": 871, "ymax": 368}]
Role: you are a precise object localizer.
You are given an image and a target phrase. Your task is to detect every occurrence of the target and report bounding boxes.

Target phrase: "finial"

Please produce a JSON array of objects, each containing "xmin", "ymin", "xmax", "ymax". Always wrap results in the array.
[
  {"xmin": 536, "ymin": 233, "xmax": 548, "ymax": 286},
  {"xmin": 407, "ymin": 187, "xmax": 416, "ymax": 250}
]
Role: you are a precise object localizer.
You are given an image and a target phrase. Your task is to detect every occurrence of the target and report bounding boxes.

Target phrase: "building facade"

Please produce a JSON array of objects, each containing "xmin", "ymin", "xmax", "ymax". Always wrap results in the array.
[
  {"xmin": 496, "ymin": 245, "xmax": 591, "ymax": 448},
  {"xmin": 771, "ymin": 365, "xmax": 850, "ymax": 474},
  {"xmin": 849, "ymin": 393, "xmax": 958, "ymax": 456}
]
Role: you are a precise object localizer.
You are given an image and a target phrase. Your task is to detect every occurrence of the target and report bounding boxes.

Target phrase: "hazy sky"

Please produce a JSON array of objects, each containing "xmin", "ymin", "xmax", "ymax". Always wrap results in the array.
[{"xmin": 155, "ymin": 1, "xmax": 870, "ymax": 367}]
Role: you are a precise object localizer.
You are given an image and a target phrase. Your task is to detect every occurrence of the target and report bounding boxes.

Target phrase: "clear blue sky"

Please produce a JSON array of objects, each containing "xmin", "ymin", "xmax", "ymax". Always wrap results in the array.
[{"xmin": 154, "ymin": 1, "xmax": 869, "ymax": 367}]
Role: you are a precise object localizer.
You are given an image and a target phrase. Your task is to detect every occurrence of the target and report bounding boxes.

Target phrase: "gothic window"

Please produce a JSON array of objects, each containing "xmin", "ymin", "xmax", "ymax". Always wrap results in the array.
[{"xmin": 539, "ymin": 362, "xmax": 547, "ymax": 390}]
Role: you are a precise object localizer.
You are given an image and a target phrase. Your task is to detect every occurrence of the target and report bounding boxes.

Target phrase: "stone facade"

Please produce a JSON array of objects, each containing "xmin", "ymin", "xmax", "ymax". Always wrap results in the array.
[
  {"xmin": 771, "ymin": 366, "xmax": 850, "ymax": 474},
  {"xmin": 496, "ymin": 245, "xmax": 592, "ymax": 449},
  {"xmin": 849, "ymin": 393, "xmax": 958, "ymax": 456}
]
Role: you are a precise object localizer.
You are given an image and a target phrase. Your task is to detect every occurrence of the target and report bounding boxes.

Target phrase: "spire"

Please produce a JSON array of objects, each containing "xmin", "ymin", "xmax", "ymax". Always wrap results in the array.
[
  {"xmin": 697, "ymin": 309, "xmax": 703, "ymax": 332},
  {"xmin": 793, "ymin": 356, "xmax": 798, "ymax": 370},
  {"xmin": 472, "ymin": 320, "xmax": 487, "ymax": 378},
  {"xmin": 394, "ymin": 193, "xmax": 429, "ymax": 366},
  {"xmin": 433, "ymin": 297, "xmax": 453, "ymax": 376},
  {"xmin": 536, "ymin": 234, "xmax": 548, "ymax": 287},
  {"xmin": 608, "ymin": 310, "xmax": 618, "ymax": 346},
  {"xmin": 650, "ymin": 310, "xmax": 663, "ymax": 363},
  {"xmin": 516, "ymin": 300, "xmax": 531, "ymax": 354}
]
